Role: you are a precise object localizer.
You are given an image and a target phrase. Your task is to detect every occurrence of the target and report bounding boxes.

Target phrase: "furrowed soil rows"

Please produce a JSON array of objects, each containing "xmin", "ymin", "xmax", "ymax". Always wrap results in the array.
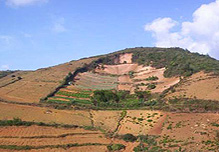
[
  {"xmin": 0, "ymin": 102, "xmax": 92, "ymax": 126},
  {"xmin": 0, "ymin": 126, "xmax": 99, "ymax": 137}
]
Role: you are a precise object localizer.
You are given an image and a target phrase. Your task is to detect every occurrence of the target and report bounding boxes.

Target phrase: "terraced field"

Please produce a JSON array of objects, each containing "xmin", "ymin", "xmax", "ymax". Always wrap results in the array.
[
  {"xmin": 47, "ymin": 87, "xmax": 93, "ymax": 106},
  {"xmin": 0, "ymin": 125, "xmax": 109, "ymax": 151},
  {"xmin": 74, "ymin": 72, "xmax": 118, "ymax": 90}
]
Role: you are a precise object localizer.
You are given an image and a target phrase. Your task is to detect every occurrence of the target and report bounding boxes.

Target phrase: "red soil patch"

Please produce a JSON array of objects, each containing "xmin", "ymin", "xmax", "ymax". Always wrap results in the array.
[
  {"xmin": 95, "ymin": 64, "xmax": 139, "ymax": 75},
  {"xmin": 119, "ymin": 53, "xmax": 133, "ymax": 64}
]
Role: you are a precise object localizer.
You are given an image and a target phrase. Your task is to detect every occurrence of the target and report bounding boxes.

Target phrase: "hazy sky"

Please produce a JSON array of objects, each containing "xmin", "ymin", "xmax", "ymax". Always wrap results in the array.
[{"xmin": 0, "ymin": 0, "xmax": 218, "ymax": 70}]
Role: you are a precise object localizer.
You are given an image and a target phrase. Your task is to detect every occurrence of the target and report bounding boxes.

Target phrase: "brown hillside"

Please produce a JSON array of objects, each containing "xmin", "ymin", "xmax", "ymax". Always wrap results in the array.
[
  {"xmin": 0, "ymin": 57, "xmax": 98, "ymax": 103},
  {"xmin": 165, "ymin": 71, "xmax": 219, "ymax": 101}
]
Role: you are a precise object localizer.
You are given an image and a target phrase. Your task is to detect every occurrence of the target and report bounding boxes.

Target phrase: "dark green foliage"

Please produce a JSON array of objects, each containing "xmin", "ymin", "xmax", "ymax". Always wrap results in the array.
[
  {"xmin": 211, "ymin": 123, "xmax": 219, "ymax": 127},
  {"xmin": 107, "ymin": 144, "xmax": 126, "ymax": 151},
  {"xmin": 0, "ymin": 143, "xmax": 105, "ymax": 150},
  {"xmin": 145, "ymin": 76, "xmax": 159, "ymax": 81},
  {"xmin": 0, "ymin": 70, "xmax": 15, "ymax": 79},
  {"xmin": 130, "ymin": 47, "xmax": 219, "ymax": 77},
  {"xmin": 0, "ymin": 118, "xmax": 79, "ymax": 128},
  {"xmin": 91, "ymin": 90, "xmax": 155, "ymax": 108},
  {"xmin": 144, "ymin": 100, "xmax": 157, "ymax": 106},
  {"xmin": 0, "ymin": 145, "xmax": 32, "ymax": 150},
  {"xmin": 88, "ymin": 54, "xmax": 120, "ymax": 69},
  {"xmin": 122, "ymin": 134, "xmax": 137, "ymax": 142},
  {"xmin": 133, "ymin": 143, "xmax": 148, "ymax": 152},
  {"xmin": 47, "ymin": 99, "xmax": 92, "ymax": 105},
  {"xmin": 92, "ymin": 90, "xmax": 119, "ymax": 103},
  {"xmin": 83, "ymin": 126, "xmax": 97, "ymax": 130},
  {"xmin": 167, "ymin": 124, "xmax": 173, "ymax": 130},
  {"xmin": 56, "ymin": 91, "xmax": 91, "ymax": 98},
  {"xmin": 135, "ymin": 91, "xmax": 151, "ymax": 100},
  {"xmin": 0, "ymin": 118, "xmax": 33, "ymax": 126},
  {"xmin": 138, "ymin": 135, "xmax": 158, "ymax": 146},
  {"xmin": 116, "ymin": 90, "xmax": 130, "ymax": 100},
  {"xmin": 147, "ymin": 83, "xmax": 156, "ymax": 90},
  {"xmin": 129, "ymin": 71, "xmax": 134, "ymax": 78},
  {"xmin": 147, "ymin": 119, "xmax": 153, "ymax": 122},
  {"xmin": 133, "ymin": 135, "xmax": 165, "ymax": 152}
]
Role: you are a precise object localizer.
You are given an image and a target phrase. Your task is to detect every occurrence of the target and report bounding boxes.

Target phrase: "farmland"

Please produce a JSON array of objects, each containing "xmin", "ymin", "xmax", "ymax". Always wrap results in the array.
[
  {"xmin": 74, "ymin": 72, "xmax": 118, "ymax": 90},
  {"xmin": 0, "ymin": 50, "xmax": 219, "ymax": 151},
  {"xmin": 0, "ymin": 106, "xmax": 218, "ymax": 151}
]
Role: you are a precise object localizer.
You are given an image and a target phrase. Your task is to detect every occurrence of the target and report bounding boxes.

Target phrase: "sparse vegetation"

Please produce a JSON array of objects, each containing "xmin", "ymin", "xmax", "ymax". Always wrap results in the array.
[
  {"xmin": 107, "ymin": 144, "xmax": 125, "ymax": 151},
  {"xmin": 0, "ymin": 118, "xmax": 79, "ymax": 128},
  {"xmin": 131, "ymin": 47, "xmax": 219, "ymax": 77}
]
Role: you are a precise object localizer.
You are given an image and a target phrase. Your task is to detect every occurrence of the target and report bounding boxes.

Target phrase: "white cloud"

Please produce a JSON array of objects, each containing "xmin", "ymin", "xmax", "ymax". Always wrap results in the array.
[
  {"xmin": 52, "ymin": 18, "xmax": 67, "ymax": 33},
  {"xmin": 1, "ymin": 65, "xmax": 9, "ymax": 70},
  {"xmin": 6, "ymin": 0, "xmax": 48, "ymax": 7},
  {"xmin": 145, "ymin": 0, "xmax": 219, "ymax": 57}
]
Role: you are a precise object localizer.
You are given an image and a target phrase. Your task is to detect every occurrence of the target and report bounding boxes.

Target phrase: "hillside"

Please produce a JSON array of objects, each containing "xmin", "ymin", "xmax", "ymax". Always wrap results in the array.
[
  {"xmin": 0, "ymin": 57, "xmax": 99, "ymax": 103},
  {"xmin": 0, "ymin": 47, "xmax": 219, "ymax": 105},
  {"xmin": 0, "ymin": 47, "xmax": 219, "ymax": 152}
]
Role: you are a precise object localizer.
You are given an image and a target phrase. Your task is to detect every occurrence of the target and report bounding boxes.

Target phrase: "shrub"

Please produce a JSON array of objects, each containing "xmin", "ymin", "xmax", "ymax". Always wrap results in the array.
[
  {"xmin": 147, "ymin": 83, "xmax": 156, "ymax": 90},
  {"xmin": 135, "ymin": 91, "xmax": 151, "ymax": 100},
  {"xmin": 145, "ymin": 76, "xmax": 159, "ymax": 81},
  {"xmin": 92, "ymin": 90, "xmax": 119, "ymax": 103},
  {"xmin": 211, "ymin": 123, "xmax": 219, "ymax": 127},
  {"xmin": 147, "ymin": 119, "xmax": 153, "ymax": 122},
  {"xmin": 138, "ymin": 135, "xmax": 158, "ymax": 146},
  {"xmin": 128, "ymin": 71, "xmax": 134, "ymax": 78},
  {"xmin": 122, "ymin": 134, "xmax": 137, "ymax": 142},
  {"xmin": 107, "ymin": 144, "xmax": 125, "ymax": 151},
  {"xmin": 133, "ymin": 143, "xmax": 148, "ymax": 152},
  {"xmin": 0, "ymin": 118, "xmax": 33, "ymax": 126}
]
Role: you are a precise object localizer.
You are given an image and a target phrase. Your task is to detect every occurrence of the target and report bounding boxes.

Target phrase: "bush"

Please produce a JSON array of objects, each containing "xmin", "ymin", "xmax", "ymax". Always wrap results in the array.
[
  {"xmin": 135, "ymin": 91, "xmax": 151, "ymax": 100},
  {"xmin": 145, "ymin": 76, "xmax": 159, "ymax": 81},
  {"xmin": 133, "ymin": 143, "xmax": 148, "ymax": 152},
  {"xmin": 128, "ymin": 71, "xmax": 134, "ymax": 78},
  {"xmin": 92, "ymin": 90, "xmax": 119, "ymax": 104},
  {"xmin": 147, "ymin": 83, "xmax": 156, "ymax": 90},
  {"xmin": 0, "ymin": 118, "xmax": 33, "ymax": 126},
  {"xmin": 122, "ymin": 134, "xmax": 137, "ymax": 142},
  {"xmin": 107, "ymin": 144, "xmax": 125, "ymax": 151}
]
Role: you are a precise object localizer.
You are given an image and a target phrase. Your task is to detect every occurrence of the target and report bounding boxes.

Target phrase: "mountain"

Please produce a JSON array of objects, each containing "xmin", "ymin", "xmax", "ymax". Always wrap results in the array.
[
  {"xmin": 1, "ymin": 47, "xmax": 219, "ymax": 152},
  {"xmin": 0, "ymin": 47, "xmax": 219, "ymax": 108}
]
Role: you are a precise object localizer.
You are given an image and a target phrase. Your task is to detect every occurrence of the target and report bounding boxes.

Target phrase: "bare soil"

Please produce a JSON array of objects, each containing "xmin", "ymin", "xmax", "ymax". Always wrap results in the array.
[{"xmin": 166, "ymin": 71, "xmax": 219, "ymax": 101}]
